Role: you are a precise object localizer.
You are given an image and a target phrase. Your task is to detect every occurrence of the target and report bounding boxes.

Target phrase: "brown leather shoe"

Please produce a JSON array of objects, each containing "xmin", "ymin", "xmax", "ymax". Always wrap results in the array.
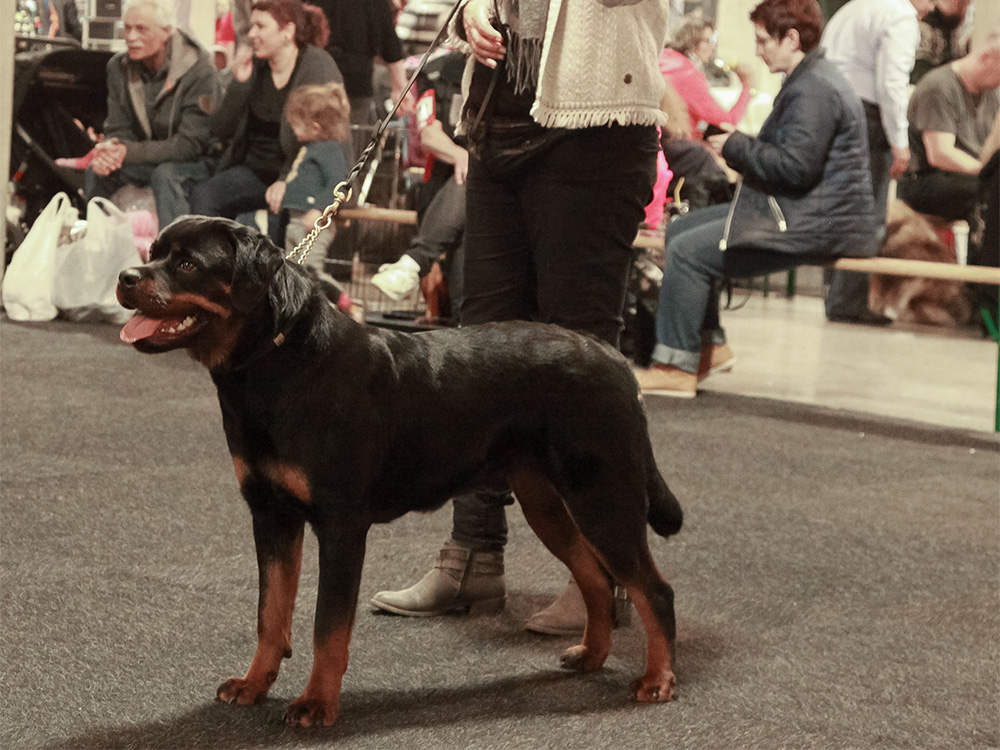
[
  {"xmin": 634, "ymin": 363, "xmax": 697, "ymax": 398},
  {"xmin": 370, "ymin": 540, "xmax": 505, "ymax": 617},
  {"xmin": 698, "ymin": 343, "xmax": 736, "ymax": 381}
]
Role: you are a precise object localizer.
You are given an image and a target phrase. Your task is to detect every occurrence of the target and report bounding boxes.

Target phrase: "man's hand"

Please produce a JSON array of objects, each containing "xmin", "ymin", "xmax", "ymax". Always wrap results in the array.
[
  {"xmin": 463, "ymin": 0, "xmax": 506, "ymax": 68},
  {"xmin": 91, "ymin": 138, "xmax": 126, "ymax": 176},
  {"xmin": 266, "ymin": 180, "xmax": 286, "ymax": 214},
  {"xmin": 890, "ymin": 145, "xmax": 911, "ymax": 179}
]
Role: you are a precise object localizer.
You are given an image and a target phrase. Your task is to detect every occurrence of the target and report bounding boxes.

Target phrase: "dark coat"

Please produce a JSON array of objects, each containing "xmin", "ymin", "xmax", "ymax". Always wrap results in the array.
[
  {"xmin": 720, "ymin": 48, "xmax": 879, "ymax": 258},
  {"xmin": 212, "ymin": 45, "xmax": 343, "ymax": 179},
  {"xmin": 104, "ymin": 30, "xmax": 219, "ymax": 165}
]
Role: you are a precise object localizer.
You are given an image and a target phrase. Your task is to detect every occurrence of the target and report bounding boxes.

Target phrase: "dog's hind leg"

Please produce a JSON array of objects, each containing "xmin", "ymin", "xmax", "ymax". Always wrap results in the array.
[
  {"xmin": 552, "ymin": 461, "xmax": 678, "ymax": 703},
  {"xmin": 618, "ymin": 555, "xmax": 677, "ymax": 703},
  {"xmin": 285, "ymin": 522, "xmax": 370, "ymax": 728},
  {"xmin": 507, "ymin": 462, "xmax": 614, "ymax": 673},
  {"xmin": 217, "ymin": 511, "xmax": 304, "ymax": 706}
]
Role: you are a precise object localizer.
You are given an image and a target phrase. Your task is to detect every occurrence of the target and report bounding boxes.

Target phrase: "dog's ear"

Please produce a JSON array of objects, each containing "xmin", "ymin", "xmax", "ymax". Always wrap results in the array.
[{"xmin": 229, "ymin": 223, "xmax": 285, "ymax": 314}]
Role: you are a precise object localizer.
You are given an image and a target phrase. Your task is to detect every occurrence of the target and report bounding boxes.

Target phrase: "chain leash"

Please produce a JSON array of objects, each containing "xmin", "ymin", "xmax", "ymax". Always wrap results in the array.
[{"xmin": 284, "ymin": 0, "xmax": 465, "ymax": 265}]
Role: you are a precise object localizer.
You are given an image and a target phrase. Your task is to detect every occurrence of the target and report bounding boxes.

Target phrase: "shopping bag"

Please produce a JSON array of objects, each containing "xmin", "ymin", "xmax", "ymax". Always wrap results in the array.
[
  {"xmin": 1, "ymin": 192, "xmax": 78, "ymax": 321},
  {"xmin": 52, "ymin": 197, "xmax": 141, "ymax": 323}
]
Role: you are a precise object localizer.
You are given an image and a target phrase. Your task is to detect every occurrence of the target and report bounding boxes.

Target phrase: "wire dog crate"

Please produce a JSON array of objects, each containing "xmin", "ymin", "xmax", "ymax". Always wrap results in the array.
[{"xmin": 325, "ymin": 254, "xmax": 425, "ymax": 321}]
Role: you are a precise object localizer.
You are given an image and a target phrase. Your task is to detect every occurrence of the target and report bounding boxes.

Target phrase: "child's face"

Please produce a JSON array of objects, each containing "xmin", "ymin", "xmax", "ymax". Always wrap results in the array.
[{"xmin": 290, "ymin": 117, "xmax": 319, "ymax": 142}]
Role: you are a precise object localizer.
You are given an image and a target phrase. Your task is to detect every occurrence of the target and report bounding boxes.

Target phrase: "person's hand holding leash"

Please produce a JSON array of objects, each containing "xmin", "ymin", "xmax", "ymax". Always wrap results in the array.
[{"xmin": 463, "ymin": 0, "xmax": 506, "ymax": 68}]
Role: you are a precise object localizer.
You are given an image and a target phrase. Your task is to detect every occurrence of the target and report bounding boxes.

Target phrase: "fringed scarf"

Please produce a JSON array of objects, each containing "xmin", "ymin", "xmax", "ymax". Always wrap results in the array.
[{"xmin": 499, "ymin": 0, "xmax": 549, "ymax": 95}]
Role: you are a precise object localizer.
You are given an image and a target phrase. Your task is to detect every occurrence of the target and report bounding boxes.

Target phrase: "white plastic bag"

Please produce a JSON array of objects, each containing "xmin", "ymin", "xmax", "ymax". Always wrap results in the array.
[
  {"xmin": 53, "ymin": 197, "xmax": 140, "ymax": 323},
  {"xmin": 1, "ymin": 192, "xmax": 78, "ymax": 321}
]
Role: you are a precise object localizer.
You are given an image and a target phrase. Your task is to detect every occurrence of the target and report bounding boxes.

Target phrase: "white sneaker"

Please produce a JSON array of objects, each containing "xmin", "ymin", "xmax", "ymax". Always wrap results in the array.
[{"xmin": 372, "ymin": 255, "xmax": 420, "ymax": 300}]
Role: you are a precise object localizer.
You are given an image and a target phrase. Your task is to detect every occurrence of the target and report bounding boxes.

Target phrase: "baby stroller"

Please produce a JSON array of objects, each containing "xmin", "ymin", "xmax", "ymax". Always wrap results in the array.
[{"xmin": 8, "ymin": 40, "xmax": 112, "ymax": 258}]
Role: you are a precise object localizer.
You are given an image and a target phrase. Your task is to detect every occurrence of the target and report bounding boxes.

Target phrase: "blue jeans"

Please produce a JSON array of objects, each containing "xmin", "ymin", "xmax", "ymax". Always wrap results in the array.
[
  {"xmin": 190, "ymin": 165, "xmax": 283, "ymax": 244},
  {"xmin": 85, "ymin": 160, "xmax": 208, "ymax": 227},
  {"xmin": 652, "ymin": 203, "xmax": 827, "ymax": 374},
  {"xmin": 452, "ymin": 125, "xmax": 658, "ymax": 550}
]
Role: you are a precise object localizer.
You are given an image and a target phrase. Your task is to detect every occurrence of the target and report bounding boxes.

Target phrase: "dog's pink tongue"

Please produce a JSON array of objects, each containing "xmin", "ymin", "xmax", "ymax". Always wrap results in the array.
[{"xmin": 120, "ymin": 314, "xmax": 168, "ymax": 344}]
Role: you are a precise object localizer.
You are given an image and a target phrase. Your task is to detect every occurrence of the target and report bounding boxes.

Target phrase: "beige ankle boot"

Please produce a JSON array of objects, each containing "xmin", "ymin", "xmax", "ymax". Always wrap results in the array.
[
  {"xmin": 524, "ymin": 578, "xmax": 631, "ymax": 636},
  {"xmin": 370, "ymin": 540, "xmax": 505, "ymax": 617}
]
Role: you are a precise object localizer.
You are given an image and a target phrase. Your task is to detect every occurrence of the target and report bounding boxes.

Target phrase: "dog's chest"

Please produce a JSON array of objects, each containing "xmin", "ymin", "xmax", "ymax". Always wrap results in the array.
[{"xmin": 217, "ymin": 388, "xmax": 317, "ymax": 509}]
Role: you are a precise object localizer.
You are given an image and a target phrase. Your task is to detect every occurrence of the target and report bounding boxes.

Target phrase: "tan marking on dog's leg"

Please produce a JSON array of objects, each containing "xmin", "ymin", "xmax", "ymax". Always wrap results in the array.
[
  {"xmin": 508, "ymin": 465, "xmax": 613, "ymax": 672},
  {"xmin": 265, "ymin": 462, "xmax": 312, "ymax": 504},
  {"xmin": 217, "ymin": 527, "xmax": 303, "ymax": 706},
  {"xmin": 232, "ymin": 456, "xmax": 250, "ymax": 488},
  {"xmin": 625, "ymin": 584, "xmax": 676, "ymax": 703},
  {"xmin": 285, "ymin": 624, "xmax": 352, "ymax": 727}
]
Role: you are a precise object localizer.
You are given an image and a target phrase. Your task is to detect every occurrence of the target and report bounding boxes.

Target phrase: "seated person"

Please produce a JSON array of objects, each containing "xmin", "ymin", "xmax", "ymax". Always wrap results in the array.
[
  {"xmin": 658, "ymin": 19, "xmax": 754, "ymax": 209},
  {"xmin": 634, "ymin": 0, "xmax": 879, "ymax": 398},
  {"xmin": 373, "ymin": 50, "xmax": 468, "ymax": 309},
  {"xmin": 191, "ymin": 0, "xmax": 341, "ymax": 244},
  {"xmin": 970, "ymin": 113, "xmax": 1000, "ymax": 324},
  {"xmin": 281, "ymin": 82, "xmax": 351, "ymax": 281},
  {"xmin": 898, "ymin": 32, "xmax": 1000, "ymax": 224},
  {"xmin": 86, "ymin": 0, "xmax": 220, "ymax": 229},
  {"xmin": 659, "ymin": 19, "xmax": 756, "ymax": 140}
]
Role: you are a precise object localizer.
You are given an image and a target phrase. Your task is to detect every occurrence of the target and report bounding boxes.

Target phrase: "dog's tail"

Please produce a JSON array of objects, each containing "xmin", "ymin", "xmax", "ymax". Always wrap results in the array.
[{"xmin": 647, "ymin": 468, "xmax": 683, "ymax": 538}]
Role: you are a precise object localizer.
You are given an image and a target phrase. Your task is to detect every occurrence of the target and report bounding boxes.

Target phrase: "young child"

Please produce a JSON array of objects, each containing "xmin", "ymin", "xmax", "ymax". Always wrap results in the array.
[{"xmin": 282, "ymin": 82, "xmax": 351, "ymax": 286}]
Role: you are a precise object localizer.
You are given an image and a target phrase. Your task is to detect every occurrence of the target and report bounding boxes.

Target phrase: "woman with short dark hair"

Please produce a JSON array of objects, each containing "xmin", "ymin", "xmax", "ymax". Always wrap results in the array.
[{"xmin": 636, "ymin": 0, "xmax": 878, "ymax": 398}]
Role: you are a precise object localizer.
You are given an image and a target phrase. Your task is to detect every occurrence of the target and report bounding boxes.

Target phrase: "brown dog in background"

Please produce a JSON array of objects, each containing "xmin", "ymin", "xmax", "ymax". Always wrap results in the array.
[{"xmin": 868, "ymin": 200, "xmax": 974, "ymax": 326}]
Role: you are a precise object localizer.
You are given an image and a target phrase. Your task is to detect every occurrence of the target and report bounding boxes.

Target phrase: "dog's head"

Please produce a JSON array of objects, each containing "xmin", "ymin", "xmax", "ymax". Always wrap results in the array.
[{"xmin": 116, "ymin": 216, "xmax": 296, "ymax": 369}]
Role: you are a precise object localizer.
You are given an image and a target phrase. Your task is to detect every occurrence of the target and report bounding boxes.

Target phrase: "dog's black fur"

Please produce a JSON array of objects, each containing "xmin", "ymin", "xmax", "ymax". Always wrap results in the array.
[{"xmin": 116, "ymin": 216, "xmax": 684, "ymax": 727}]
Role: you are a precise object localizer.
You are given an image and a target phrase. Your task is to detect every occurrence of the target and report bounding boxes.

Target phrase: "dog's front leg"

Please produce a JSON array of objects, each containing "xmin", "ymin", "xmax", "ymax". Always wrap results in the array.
[
  {"xmin": 285, "ymin": 523, "xmax": 369, "ymax": 728},
  {"xmin": 218, "ymin": 511, "xmax": 304, "ymax": 706}
]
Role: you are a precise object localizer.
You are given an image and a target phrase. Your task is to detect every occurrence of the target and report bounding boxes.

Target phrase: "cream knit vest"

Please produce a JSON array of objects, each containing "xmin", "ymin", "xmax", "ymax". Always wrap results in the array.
[{"xmin": 454, "ymin": 0, "xmax": 670, "ymax": 130}]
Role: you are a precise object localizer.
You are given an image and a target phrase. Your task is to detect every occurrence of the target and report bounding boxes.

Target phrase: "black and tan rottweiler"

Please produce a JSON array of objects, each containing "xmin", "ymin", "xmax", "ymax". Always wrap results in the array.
[{"xmin": 116, "ymin": 216, "xmax": 684, "ymax": 727}]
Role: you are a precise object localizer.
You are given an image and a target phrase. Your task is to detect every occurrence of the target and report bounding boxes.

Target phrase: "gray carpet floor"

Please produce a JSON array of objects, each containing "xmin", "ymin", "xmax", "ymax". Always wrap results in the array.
[{"xmin": 2, "ymin": 317, "xmax": 998, "ymax": 750}]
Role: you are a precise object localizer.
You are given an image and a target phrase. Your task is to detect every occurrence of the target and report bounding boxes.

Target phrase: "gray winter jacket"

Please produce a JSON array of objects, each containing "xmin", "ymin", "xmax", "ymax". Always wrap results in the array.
[
  {"xmin": 103, "ymin": 30, "xmax": 220, "ymax": 165},
  {"xmin": 719, "ymin": 48, "xmax": 878, "ymax": 258}
]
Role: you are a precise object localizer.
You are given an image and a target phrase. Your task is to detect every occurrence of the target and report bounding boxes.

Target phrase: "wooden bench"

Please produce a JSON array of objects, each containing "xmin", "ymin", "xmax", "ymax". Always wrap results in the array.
[{"xmin": 336, "ymin": 206, "xmax": 1000, "ymax": 430}]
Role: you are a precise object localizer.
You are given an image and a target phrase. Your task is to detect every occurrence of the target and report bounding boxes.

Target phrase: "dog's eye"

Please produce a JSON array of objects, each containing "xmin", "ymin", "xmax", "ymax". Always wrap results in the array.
[{"xmin": 177, "ymin": 260, "xmax": 197, "ymax": 273}]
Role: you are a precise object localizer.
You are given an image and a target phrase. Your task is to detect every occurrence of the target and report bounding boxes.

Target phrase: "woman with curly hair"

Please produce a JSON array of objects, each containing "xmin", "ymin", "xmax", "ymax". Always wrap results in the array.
[{"xmin": 192, "ymin": 0, "xmax": 342, "ymax": 241}]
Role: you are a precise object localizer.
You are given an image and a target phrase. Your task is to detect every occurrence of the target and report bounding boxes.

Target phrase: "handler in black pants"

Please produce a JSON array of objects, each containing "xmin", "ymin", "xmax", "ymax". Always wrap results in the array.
[{"xmin": 369, "ymin": 0, "xmax": 668, "ymax": 636}]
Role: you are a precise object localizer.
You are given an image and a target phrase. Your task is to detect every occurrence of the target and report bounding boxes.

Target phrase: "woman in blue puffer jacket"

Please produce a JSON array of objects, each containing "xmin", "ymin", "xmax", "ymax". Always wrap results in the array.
[{"xmin": 635, "ymin": 0, "xmax": 878, "ymax": 398}]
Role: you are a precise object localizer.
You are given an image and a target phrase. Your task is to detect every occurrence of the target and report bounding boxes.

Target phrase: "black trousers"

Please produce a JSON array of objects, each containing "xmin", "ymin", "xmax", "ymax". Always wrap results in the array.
[
  {"xmin": 824, "ymin": 100, "xmax": 890, "ymax": 320},
  {"xmin": 451, "ymin": 124, "xmax": 659, "ymax": 550},
  {"xmin": 898, "ymin": 169, "xmax": 981, "ymax": 223}
]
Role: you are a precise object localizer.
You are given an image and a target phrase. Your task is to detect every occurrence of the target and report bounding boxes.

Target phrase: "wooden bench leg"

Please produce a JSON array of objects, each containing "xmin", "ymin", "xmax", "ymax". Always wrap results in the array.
[{"xmin": 984, "ymin": 307, "xmax": 1000, "ymax": 433}]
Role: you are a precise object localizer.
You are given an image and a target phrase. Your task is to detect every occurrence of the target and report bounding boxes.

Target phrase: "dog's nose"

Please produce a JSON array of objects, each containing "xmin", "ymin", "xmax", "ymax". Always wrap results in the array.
[{"xmin": 118, "ymin": 268, "xmax": 142, "ymax": 287}]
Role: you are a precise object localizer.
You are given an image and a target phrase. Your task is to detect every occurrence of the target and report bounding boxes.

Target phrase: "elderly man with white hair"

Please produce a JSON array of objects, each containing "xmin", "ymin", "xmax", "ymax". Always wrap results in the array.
[{"xmin": 86, "ymin": 0, "xmax": 219, "ymax": 228}]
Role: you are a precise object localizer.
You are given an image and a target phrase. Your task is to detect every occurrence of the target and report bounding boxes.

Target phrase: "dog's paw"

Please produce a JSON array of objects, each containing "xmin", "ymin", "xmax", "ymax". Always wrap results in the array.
[
  {"xmin": 630, "ymin": 670, "xmax": 676, "ymax": 703},
  {"xmin": 216, "ymin": 675, "xmax": 273, "ymax": 706},
  {"xmin": 559, "ymin": 645, "xmax": 605, "ymax": 673},
  {"xmin": 285, "ymin": 695, "xmax": 340, "ymax": 727}
]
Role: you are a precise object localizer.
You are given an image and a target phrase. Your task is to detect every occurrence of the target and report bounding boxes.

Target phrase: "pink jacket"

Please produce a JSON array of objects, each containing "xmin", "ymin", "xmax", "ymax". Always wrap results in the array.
[{"xmin": 659, "ymin": 48, "xmax": 751, "ymax": 140}]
